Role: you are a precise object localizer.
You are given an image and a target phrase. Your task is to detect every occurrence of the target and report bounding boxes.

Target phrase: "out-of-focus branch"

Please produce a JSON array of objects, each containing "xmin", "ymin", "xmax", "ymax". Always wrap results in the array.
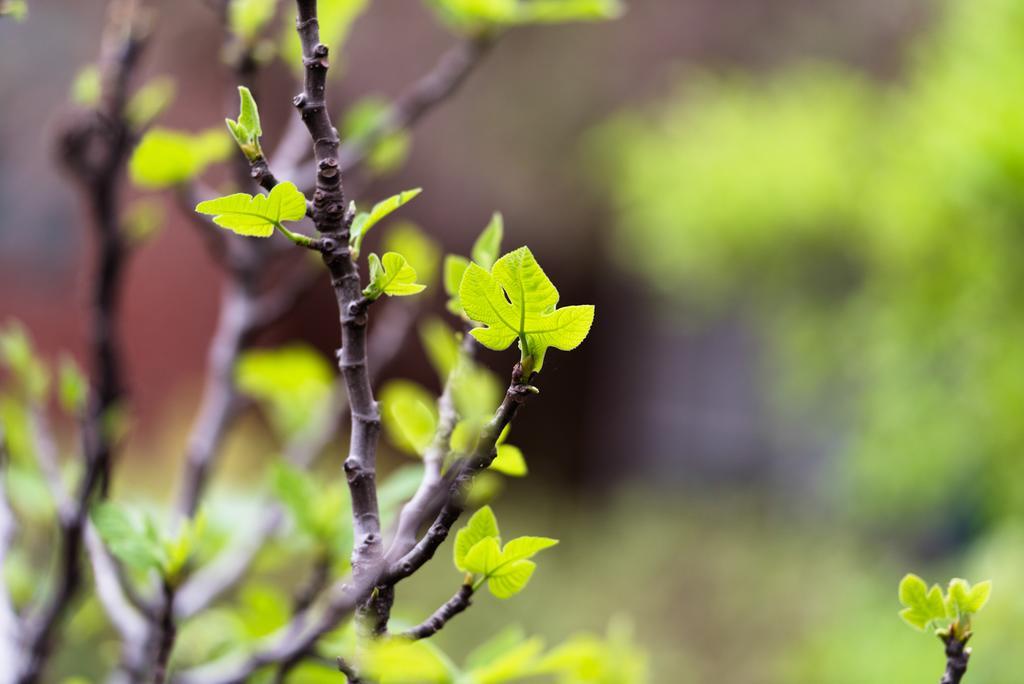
[{"xmin": 18, "ymin": 5, "xmax": 150, "ymax": 680}]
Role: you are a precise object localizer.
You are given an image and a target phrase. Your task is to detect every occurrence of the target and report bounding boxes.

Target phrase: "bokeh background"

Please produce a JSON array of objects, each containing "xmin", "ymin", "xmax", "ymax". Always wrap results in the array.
[{"xmin": 4, "ymin": 0, "xmax": 1024, "ymax": 681}]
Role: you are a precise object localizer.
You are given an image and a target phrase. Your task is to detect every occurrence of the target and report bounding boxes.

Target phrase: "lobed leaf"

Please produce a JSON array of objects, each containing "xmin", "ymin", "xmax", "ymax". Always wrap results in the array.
[
  {"xmin": 458, "ymin": 246, "xmax": 595, "ymax": 373},
  {"xmin": 195, "ymin": 182, "xmax": 307, "ymax": 238}
]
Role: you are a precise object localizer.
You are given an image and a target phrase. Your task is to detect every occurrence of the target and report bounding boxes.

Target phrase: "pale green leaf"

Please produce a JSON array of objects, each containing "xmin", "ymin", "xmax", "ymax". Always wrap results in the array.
[
  {"xmin": 469, "ymin": 636, "xmax": 545, "ymax": 684},
  {"xmin": 130, "ymin": 128, "xmax": 231, "ymax": 188},
  {"xmin": 349, "ymin": 189, "xmax": 422, "ymax": 257},
  {"xmin": 454, "ymin": 505, "xmax": 500, "ymax": 571},
  {"xmin": 229, "ymin": 0, "xmax": 277, "ymax": 40},
  {"xmin": 947, "ymin": 578, "xmax": 993, "ymax": 617},
  {"xmin": 501, "ymin": 536, "xmax": 558, "ymax": 563},
  {"xmin": 361, "ymin": 637, "xmax": 455, "ymax": 683},
  {"xmin": 488, "ymin": 559, "xmax": 535, "ymax": 599},
  {"xmin": 490, "ymin": 444, "xmax": 527, "ymax": 476},
  {"xmin": 464, "ymin": 626, "xmax": 527, "ymax": 671},
  {"xmin": 463, "ymin": 536, "xmax": 503, "ymax": 575},
  {"xmin": 71, "ymin": 65, "xmax": 100, "ymax": 106},
  {"xmin": 92, "ymin": 503, "xmax": 165, "ymax": 573},
  {"xmin": 459, "ymin": 246, "xmax": 595, "ymax": 373},
  {"xmin": 195, "ymin": 181, "xmax": 307, "ymax": 238},
  {"xmin": 363, "ymin": 252, "xmax": 427, "ymax": 299},
  {"xmin": 127, "ymin": 77, "xmax": 176, "ymax": 128},
  {"xmin": 419, "ymin": 317, "xmax": 461, "ymax": 381},
  {"xmin": 380, "ymin": 381, "xmax": 438, "ymax": 455},
  {"xmin": 898, "ymin": 573, "xmax": 947, "ymax": 631},
  {"xmin": 235, "ymin": 344, "xmax": 333, "ymax": 436},
  {"xmin": 384, "ymin": 223, "xmax": 441, "ymax": 286},
  {"xmin": 445, "ymin": 254, "xmax": 471, "ymax": 316},
  {"xmin": 57, "ymin": 354, "xmax": 87, "ymax": 414},
  {"xmin": 472, "ymin": 212, "xmax": 504, "ymax": 269}
]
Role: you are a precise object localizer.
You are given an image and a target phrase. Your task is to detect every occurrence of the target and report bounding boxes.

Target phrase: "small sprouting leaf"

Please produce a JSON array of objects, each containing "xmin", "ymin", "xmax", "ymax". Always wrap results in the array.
[
  {"xmin": 195, "ymin": 181, "xmax": 307, "ymax": 238},
  {"xmin": 487, "ymin": 559, "xmax": 536, "ymax": 599},
  {"xmin": 454, "ymin": 505, "xmax": 500, "ymax": 571},
  {"xmin": 229, "ymin": 0, "xmax": 277, "ymax": 41},
  {"xmin": 490, "ymin": 444, "xmax": 527, "ymax": 476},
  {"xmin": 71, "ymin": 65, "xmax": 101, "ymax": 106},
  {"xmin": 501, "ymin": 536, "xmax": 558, "ymax": 562},
  {"xmin": 57, "ymin": 355, "xmax": 88, "ymax": 415},
  {"xmin": 225, "ymin": 86, "xmax": 264, "ymax": 161},
  {"xmin": 362, "ymin": 252, "xmax": 427, "ymax": 299},
  {"xmin": 127, "ymin": 77, "xmax": 176, "ymax": 128},
  {"xmin": 92, "ymin": 503, "xmax": 165, "ymax": 574},
  {"xmin": 379, "ymin": 380, "xmax": 438, "ymax": 456},
  {"xmin": 130, "ymin": 128, "xmax": 231, "ymax": 188},
  {"xmin": 472, "ymin": 212, "xmax": 504, "ymax": 269},
  {"xmin": 898, "ymin": 573, "xmax": 948, "ymax": 631},
  {"xmin": 459, "ymin": 246, "xmax": 595, "ymax": 374},
  {"xmin": 383, "ymin": 223, "xmax": 441, "ymax": 286},
  {"xmin": 236, "ymin": 345, "xmax": 333, "ymax": 437},
  {"xmin": 349, "ymin": 189, "xmax": 422, "ymax": 258}
]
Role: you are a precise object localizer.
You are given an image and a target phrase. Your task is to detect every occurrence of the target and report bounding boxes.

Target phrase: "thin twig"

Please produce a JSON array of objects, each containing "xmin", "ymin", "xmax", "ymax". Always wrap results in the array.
[
  {"xmin": 402, "ymin": 584, "xmax": 474, "ymax": 640},
  {"xmin": 940, "ymin": 633, "xmax": 971, "ymax": 684}
]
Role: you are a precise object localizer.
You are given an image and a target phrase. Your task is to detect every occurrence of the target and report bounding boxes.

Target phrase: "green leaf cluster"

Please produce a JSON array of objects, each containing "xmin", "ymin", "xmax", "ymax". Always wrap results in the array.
[
  {"xmin": 349, "ymin": 188, "xmax": 422, "ymax": 258},
  {"xmin": 453, "ymin": 506, "xmax": 557, "ymax": 598},
  {"xmin": 426, "ymin": 0, "xmax": 623, "ymax": 33},
  {"xmin": 195, "ymin": 182, "xmax": 313, "ymax": 245},
  {"xmin": 898, "ymin": 574, "xmax": 992, "ymax": 637},
  {"xmin": 92, "ymin": 503, "xmax": 206, "ymax": 585},
  {"xmin": 225, "ymin": 86, "xmax": 264, "ymax": 161},
  {"xmin": 130, "ymin": 128, "xmax": 231, "ymax": 189},
  {"xmin": 235, "ymin": 344, "xmax": 333, "ymax": 437},
  {"xmin": 459, "ymin": 246, "xmax": 594, "ymax": 375}
]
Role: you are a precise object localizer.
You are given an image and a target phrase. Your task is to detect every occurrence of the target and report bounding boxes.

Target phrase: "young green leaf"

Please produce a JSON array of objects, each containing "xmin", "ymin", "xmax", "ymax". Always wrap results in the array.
[
  {"xmin": 898, "ymin": 573, "xmax": 948, "ymax": 631},
  {"xmin": 487, "ymin": 559, "xmax": 536, "ymax": 599},
  {"xmin": 458, "ymin": 246, "xmax": 595, "ymax": 374},
  {"xmin": 225, "ymin": 86, "xmax": 264, "ymax": 161},
  {"xmin": 361, "ymin": 637, "xmax": 455, "ymax": 683},
  {"xmin": 349, "ymin": 188, "xmax": 422, "ymax": 258},
  {"xmin": 57, "ymin": 354, "xmax": 88, "ymax": 415},
  {"xmin": 419, "ymin": 317, "xmax": 462, "ymax": 381},
  {"xmin": 490, "ymin": 444, "xmax": 527, "ymax": 476},
  {"xmin": 92, "ymin": 503, "xmax": 166, "ymax": 574},
  {"xmin": 379, "ymin": 380, "xmax": 438, "ymax": 456},
  {"xmin": 71, "ymin": 65, "xmax": 101, "ymax": 106},
  {"xmin": 362, "ymin": 252, "xmax": 427, "ymax": 299},
  {"xmin": 228, "ymin": 0, "xmax": 276, "ymax": 41},
  {"xmin": 383, "ymin": 223, "xmax": 441, "ymax": 286},
  {"xmin": 195, "ymin": 181, "xmax": 307, "ymax": 239},
  {"xmin": 235, "ymin": 344, "xmax": 333, "ymax": 437},
  {"xmin": 947, "ymin": 578, "xmax": 992, "ymax": 617},
  {"xmin": 500, "ymin": 536, "xmax": 558, "ymax": 562},
  {"xmin": 454, "ymin": 505, "xmax": 500, "ymax": 571},
  {"xmin": 127, "ymin": 77, "xmax": 176, "ymax": 128},
  {"xmin": 444, "ymin": 254, "xmax": 471, "ymax": 316},
  {"xmin": 463, "ymin": 536, "xmax": 503, "ymax": 575},
  {"xmin": 130, "ymin": 128, "xmax": 231, "ymax": 189},
  {"xmin": 472, "ymin": 212, "xmax": 504, "ymax": 269}
]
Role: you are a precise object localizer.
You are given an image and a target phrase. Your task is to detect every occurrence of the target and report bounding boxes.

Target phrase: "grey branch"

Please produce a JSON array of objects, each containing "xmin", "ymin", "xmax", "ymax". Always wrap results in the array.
[
  {"xmin": 402, "ymin": 584, "xmax": 474, "ymax": 640},
  {"xmin": 940, "ymin": 633, "xmax": 971, "ymax": 684}
]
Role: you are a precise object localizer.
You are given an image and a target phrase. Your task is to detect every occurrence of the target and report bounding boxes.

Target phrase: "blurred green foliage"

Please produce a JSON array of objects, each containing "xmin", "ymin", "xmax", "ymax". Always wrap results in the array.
[{"xmin": 598, "ymin": 0, "xmax": 1024, "ymax": 531}]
